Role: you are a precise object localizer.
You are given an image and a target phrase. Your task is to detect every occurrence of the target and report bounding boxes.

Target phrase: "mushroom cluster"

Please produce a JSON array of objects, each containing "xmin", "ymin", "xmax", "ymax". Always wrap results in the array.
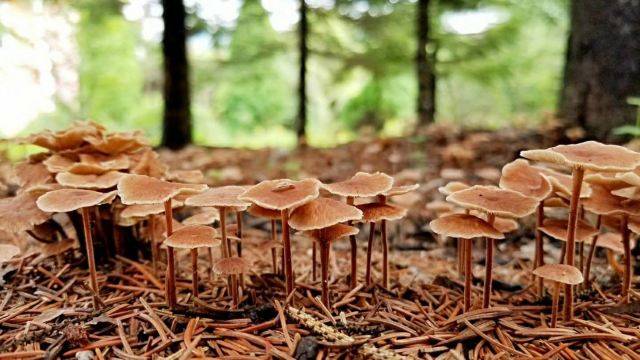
[{"xmin": 430, "ymin": 141, "xmax": 640, "ymax": 327}]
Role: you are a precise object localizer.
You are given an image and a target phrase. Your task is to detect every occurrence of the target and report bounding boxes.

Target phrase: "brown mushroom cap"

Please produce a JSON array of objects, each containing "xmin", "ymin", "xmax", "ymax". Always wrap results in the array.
[
  {"xmin": 305, "ymin": 224, "xmax": 359, "ymax": 243},
  {"xmin": 425, "ymin": 200, "xmax": 455, "ymax": 214},
  {"xmin": 499, "ymin": 159, "xmax": 552, "ymax": 201},
  {"xmin": 37, "ymin": 189, "xmax": 117, "ymax": 213},
  {"xmin": 584, "ymin": 171, "xmax": 630, "ymax": 191},
  {"xmin": 0, "ymin": 244, "xmax": 21, "ymax": 263},
  {"xmin": 130, "ymin": 149, "xmax": 168, "ymax": 178},
  {"xmin": 120, "ymin": 200, "xmax": 183, "ymax": 218},
  {"xmin": 521, "ymin": 141, "xmax": 640, "ymax": 172},
  {"xmin": 67, "ymin": 154, "xmax": 130, "ymax": 175},
  {"xmin": 288, "ymin": 198, "xmax": 362, "ymax": 231},
  {"xmin": 0, "ymin": 193, "xmax": 51, "ymax": 233},
  {"xmin": 538, "ymin": 168, "xmax": 592, "ymax": 198},
  {"xmin": 85, "ymin": 131, "xmax": 146, "ymax": 154},
  {"xmin": 615, "ymin": 167, "xmax": 640, "ymax": 187},
  {"xmin": 356, "ymin": 203, "xmax": 407, "ymax": 223},
  {"xmin": 543, "ymin": 197, "xmax": 569, "ymax": 208},
  {"xmin": 383, "ymin": 183, "xmax": 420, "ymax": 197},
  {"xmin": 584, "ymin": 232, "xmax": 627, "ymax": 254},
  {"xmin": 611, "ymin": 187, "xmax": 640, "ymax": 200},
  {"xmin": 538, "ymin": 219, "xmax": 598, "ymax": 242},
  {"xmin": 429, "ymin": 214, "xmax": 504, "ymax": 240},
  {"xmin": 532, "ymin": 264, "xmax": 583, "ymax": 285},
  {"xmin": 212, "ymin": 256, "xmax": 250, "ymax": 275},
  {"xmin": 42, "ymin": 154, "xmax": 76, "ymax": 173},
  {"xmin": 182, "ymin": 209, "xmax": 220, "ymax": 226},
  {"xmin": 247, "ymin": 204, "xmax": 281, "ymax": 220},
  {"xmin": 12, "ymin": 162, "xmax": 53, "ymax": 191},
  {"xmin": 20, "ymin": 122, "xmax": 102, "ymax": 152},
  {"xmin": 185, "ymin": 186, "xmax": 250, "ymax": 208},
  {"xmin": 437, "ymin": 181, "xmax": 470, "ymax": 196},
  {"xmin": 164, "ymin": 225, "xmax": 218, "ymax": 249},
  {"xmin": 166, "ymin": 169, "xmax": 205, "ymax": 184},
  {"xmin": 446, "ymin": 185, "xmax": 538, "ymax": 218},
  {"xmin": 55, "ymin": 171, "xmax": 125, "ymax": 189},
  {"xmin": 239, "ymin": 179, "xmax": 320, "ymax": 210},
  {"xmin": 117, "ymin": 174, "xmax": 206, "ymax": 205},
  {"xmin": 582, "ymin": 184, "xmax": 640, "ymax": 216},
  {"xmin": 469, "ymin": 210, "xmax": 519, "ymax": 233},
  {"xmin": 323, "ymin": 172, "xmax": 393, "ymax": 198}
]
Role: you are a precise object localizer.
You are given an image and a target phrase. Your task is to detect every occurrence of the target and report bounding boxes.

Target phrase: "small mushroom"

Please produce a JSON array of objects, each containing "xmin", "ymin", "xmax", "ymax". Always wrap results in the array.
[
  {"xmin": 212, "ymin": 257, "xmax": 250, "ymax": 309},
  {"xmin": 437, "ymin": 181, "xmax": 469, "ymax": 196},
  {"xmin": 532, "ymin": 264, "xmax": 583, "ymax": 327}
]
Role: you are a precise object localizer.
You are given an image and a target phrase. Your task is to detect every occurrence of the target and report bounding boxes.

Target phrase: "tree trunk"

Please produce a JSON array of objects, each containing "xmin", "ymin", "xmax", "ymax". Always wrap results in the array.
[
  {"xmin": 416, "ymin": 0, "xmax": 436, "ymax": 129},
  {"xmin": 296, "ymin": 0, "xmax": 308, "ymax": 146},
  {"xmin": 161, "ymin": 0, "xmax": 192, "ymax": 149},
  {"xmin": 558, "ymin": 0, "xmax": 640, "ymax": 141}
]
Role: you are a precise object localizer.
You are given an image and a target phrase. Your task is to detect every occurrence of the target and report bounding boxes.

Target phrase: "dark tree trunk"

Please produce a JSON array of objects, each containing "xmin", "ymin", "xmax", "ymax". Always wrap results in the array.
[
  {"xmin": 296, "ymin": 0, "xmax": 308, "ymax": 145},
  {"xmin": 416, "ymin": 0, "xmax": 436, "ymax": 129},
  {"xmin": 558, "ymin": 0, "xmax": 640, "ymax": 141},
  {"xmin": 161, "ymin": 0, "xmax": 192, "ymax": 149}
]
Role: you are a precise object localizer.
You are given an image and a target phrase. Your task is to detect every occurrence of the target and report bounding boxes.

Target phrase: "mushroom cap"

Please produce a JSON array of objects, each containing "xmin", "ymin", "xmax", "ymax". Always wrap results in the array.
[
  {"xmin": 257, "ymin": 239, "xmax": 284, "ymax": 252},
  {"xmin": 615, "ymin": 167, "xmax": 640, "ymax": 187},
  {"xmin": 584, "ymin": 172, "xmax": 630, "ymax": 191},
  {"xmin": 538, "ymin": 168, "xmax": 592, "ymax": 198},
  {"xmin": 68, "ymin": 154, "xmax": 130, "ymax": 175},
  {"xmin": 288, "ymin": 198, "xmax": 362, "ymax": 231},
  {"xmin": 166, "ymin": 169, "xmax": 204, "ymax": 184},
  {"xmin": 425, "ymin": 200, "xmax": 455, "ymax": 213},
  {"xmin": 117, "ymin": 174, "xmax": 207, "ymax": 205},
  {"xmin": 429, "ymin": 214, "xmax": 504, "ymax": 240},
  {"xmin": 239, "ymin": 178, "xmax": 320, "ymax": 210},
  {"xmin": 437, "ymin": 181, "xmax": 470, "ymax": 196},
  {"xmin": 0, "ymin": 193, "xmax": 51, "ymax": 233},
  {"xmin": 12, "ymin": 162, "xmax": 53, "ymax": 191},
  {"xmin": 130, "ymin": 149, "xmax": 168, "ymax": 178},
  {"xmin": 582, "ymin": 184, "xmax": 640, "ymax": 216},
  {"xmin": 247, "ymin": 204, "xmax": 281, "ymax": 220},
  {"xmin": 120, "ymin": 200, "xmax": 183, "ymax": 218},
  {"xmin": 469, "ymin": 210, "xmax": 519, "ymax": 234},
  {"xmin": 521, "ymin": 141, "xmax": 640, "ymax": 172},
  {"xmin": 85, "ymin": 131, "xmax": 147, "ymax": 154},
  {"xmin": 37, "ymin": 189, "xmax": 117, "ymax": 213},
  {"xmin": 383, "ymin": 183, "xmax": 420, "ymax": 197},
  {"xmin": 55, "ymin": 171, "xmax": 125, "ymax": 189},
  {"xmin": 628, "ymin": 217, "xmax": 640, "ymax": 235},
  {"xmin": 164, "ymin": 225, "xmax": 218, "ymax": 249},
  {"xmin": 538, "ymin": 219, "xmax": 598, "ymax": 242},
  {"xmin": 0, "ymin": 244, "xmax": 21, "ymax": 263},
  {"xmin": 446, "ymin": 185, "xmax": 538, "ymax": 218},
  {"xmin": 212, "ymin": 256, "xmax": 250, "ymax": 275},
  {"xmin": 611, "ymin": 187, "xmax": 640, "ymax": 200},
  {"xmin": 305, "ymin": 224, "xmax": 359, "ymax": 243},
  {"xmin": 182, "ymin": 209, "xmax": 219, "ymax": 226},
  {"xmin": 185, "ymin": 186, "xmax": 250, "ymax": 208},
  {"xmin": 42, "ymin": 154, "xmax": 76, "ymax": 173},
  {"xmin": 323, "ymin": 172, "xmax": 393, "ymax": 197},
  {"xmin": 585, "ymin": 232, "xmax": 626, "ymax": 254},
  {"xmin": 543, "ymin": 197, "xmax": 569, "ymax": 208},
  {"xmin": 20, "ymin": 123, "xmax": 101, "ymax": 151},
  {"xmin": 356, "ymin": 203, "xmax": 407, "ymax": 222},
  {"xmin": 499, "ymin": 159, "xmax": 552, "ymax": 201},
  {"xmin": 532, "ymin": 264, "xmax": 583, "ymax": 285}
]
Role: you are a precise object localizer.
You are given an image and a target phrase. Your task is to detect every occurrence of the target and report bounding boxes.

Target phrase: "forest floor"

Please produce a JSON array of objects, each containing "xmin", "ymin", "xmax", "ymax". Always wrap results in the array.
[{"xmin": 2, "ymin": 123, "xmax": 640, "ymax": 359}]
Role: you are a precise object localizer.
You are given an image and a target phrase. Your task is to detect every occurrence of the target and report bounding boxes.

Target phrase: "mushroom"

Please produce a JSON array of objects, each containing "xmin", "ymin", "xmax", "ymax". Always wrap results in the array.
[
  {"xmin": 164, "ymin": 225, "xmax": 217, "ymax": 299},
  {"xmin": 212, "ymin": 257, "xmax": 250, "ymax": 308},
  {"xmin": 430, "ymin": 214, "xmax": 504, "ymax": 312},
  {"xmin": 36, "ymin": 189, "xmax": 118, "ymax": 308},
  {"xmin": 532, "ymin": 264, "xmax": 583, "ymax": 327},
  {"xmin": 538, "ymin": 218, "xmax": 599, "ymax": 273},
  {"xmin": 356, "ymin": 203, "xmax": 407, "ymax": 288},
  {"xmin": 0, "ymin": 192, "xmax": 51, "ymax": 234},
  {"xmin": 447, "ymin": 185, "xmax": 538, "ymax": 308},
  {"xmin": 117, "ymin": 174, "xmax": 207, "ymax": 309},
  {"xmin": 583, "ymin": 232, "xmax": 635, "ymax": 286},
  {"xmin": 248, "ymin": 204, "xmax": 283, "ymax": 274},
  {"xmin": 55, "ymin": 171, "xmax": 126, "ymax": 189},
  {"xmin": 239, "ymin": 179, "xmax": 320, "ymax": 296},
  {"xmin": 437, "ymin": 181, "xmax": 469, "ymax": 196},
  {"xmin": 322, "ymin": 172, "xmax": 393, "ymax": 288},
  {"xmin": 288, "ymin": 198, "xmax": 362, "ymax": 307},
  {"xmin": 182, "ymin": 209, "xmax": 219, "ymax": 226},
  {"xmin": 522, "ymin": 141, "xmax": 640, "ymax": 317}
]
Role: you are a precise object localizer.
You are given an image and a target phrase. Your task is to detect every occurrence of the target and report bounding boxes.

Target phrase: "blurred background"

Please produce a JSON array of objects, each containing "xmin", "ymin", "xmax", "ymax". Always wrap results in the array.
[{"xmin": 1, "ymin": 0, "xmax": 638, "ymax": 151}]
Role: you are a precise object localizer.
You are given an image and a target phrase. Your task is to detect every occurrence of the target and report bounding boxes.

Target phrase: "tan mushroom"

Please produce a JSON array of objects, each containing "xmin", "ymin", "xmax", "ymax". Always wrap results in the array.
[
  {"xmin": 437, "ymin": 181, "xmax": 469, "ymax": 196},
  {"xmin": 248, "ymin": 204, "xmax": 283, "ymax": 274},
  {"xmin": 55, "ymin": 171, "xmax": 125, "ymax": 189},
  {"xmin": 0, "ymin": 192, "xmax": 51, "ymax": 234},
  {"xmin": 532, "ymin": 264, "xmax": 583, "ymax": 327},
  {"xmin": 212, "ymin": 257, "xmax": 250, "ymax": 308}
]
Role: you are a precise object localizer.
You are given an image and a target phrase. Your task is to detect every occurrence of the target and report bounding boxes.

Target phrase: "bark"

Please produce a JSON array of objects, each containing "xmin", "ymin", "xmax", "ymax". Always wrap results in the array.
[
  {"xmin": 161, "ymin": 0, "xmax": 192, "ymax": 149},
  {"xmin": 296, "ymin": 0, "xmax": 309, "ymax": 145},
  {"xmin": 558, "ymin": 0, "xmax": 640, "ymax": 141},
  {"xmin": 416, "ymin": 0, "xmax": 436, "ymax": 128}
]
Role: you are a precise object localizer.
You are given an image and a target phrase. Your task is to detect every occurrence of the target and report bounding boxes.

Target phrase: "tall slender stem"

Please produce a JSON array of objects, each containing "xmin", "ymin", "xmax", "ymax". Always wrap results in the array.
[
  {"xmin": 150, "ymin": 216, "xmax": 158, "ymax": 274},
  {"xmin": 271, "ymin": 219, "xmax": 277, "ymax": 273},
  {"xmin": 563, "ymin": 166, "xmax": 584, "ymax": 321},
  {"xmin": 281, "ymin": 208, "xmax": 294, "ymax": 296},
  {"xmin": 164, "ymin": 199, "xmax": 177, "ymax": 309},
  {"xmin": 482, "ymin": 214, "xmax": 496, "ymax": 309},
  {"xmin": 464, "ymin": 238, "xmax": 473, "ymax": 312},
  {"xmin": 457, "ymin": 238, "xmax": 464, "ymax": 277},
  {"xmin": 583, "ymin": 215, "xmax": 601, "ymax": 289},
  {"xmin": 551, "ymin": 281, "xmax": 560, "ymax": 328},
  {"xmin": 346, "ymin": 196, "xmax": 357, "ymax": 289},
  {"xmin": 320, "ymin": 240, "xmax": 330, "ymax": 307},
  {"xmin": 191, "ymin": 249, "xmax": 198, "ymax": 298},
  {"xmin": 312, "ymin": 241, "xmax": 317, "ymax": 281},
  {"xmin": 236, "ymin": 210, "xmax": 244, "ymax": 288},
  {"xmin": 381, "ymin": 219, "xmax": 389, "ymax": 289},
  {"xmin": 81, "ymin": 207, "xmax": 99, "ymax": 309},
  {"xmin": 535, "ymin": 203, "xmax": 545, "ymax": 297},
  {"xmin": 231, "ymin": 274, "xmax": 239, "ymax": 309},
  {"xmin": 366, "ymin": 222, "xmax": 376, "ymax": 286},
  {"xmin": 220, "ymin": 207, "xmax": 228, "ymax": 258},
  {"xmin": 621, "ymin": 214, "xmax": 631, "ymax": 301}
]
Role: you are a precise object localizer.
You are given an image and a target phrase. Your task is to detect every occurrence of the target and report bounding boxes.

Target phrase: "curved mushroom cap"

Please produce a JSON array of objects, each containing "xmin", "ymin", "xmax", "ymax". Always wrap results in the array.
[
  {"xmin": 305, "ymin": 224, "xmax": 359, "ymax": 243},
  {"xmin": 0, "ymin": 193, "xmax": 51, "ymax": 233},
  {"xmin": 37, "ymin": 189, "xmax": 118, "ymax": 213},
  {"xmin": 521, "ymin": 141, "xmax": 640, "ymax": 172},
  {"xmin": 584, "ymin": 172, "xmax": 630, "ymax": 191},
  {"xmin": 323, "ymin": 172, "xmax": 393, "ymax": 198},
  {"xmin": 446, "ymin": 185, "xmax": 538, "ymax": 218},
  {"xmin": 43, "ymin": 154, "xmax": 76, "ymax": 173},
  {"xmin": 538, "ymin": 168, "xmax": 592, "ymax": 198},
  {"xmin": 615, "ymin": 166, "xmax": 640, "ymax": 187},
  {"xmin": 67, "ymin": 154, "xmax": 130, "ymax": 175},
  {"xmin": 212, "ymin": 257, "xmax": 250, "ymax": 275},
  {"xmin": 438, "ymin": 181, "xmax": 469, "ymax": 196},
  {"xmin": 425, "ymin": 200, "xmax": 455, "ymax": 214},
  {"xmin": 117, "ymin": 174, "xmax": 207, "ymax": 205},
  {"xmin": 585, "ymin": 232, "xmax": 626, "ymax": 254},
  {"xmin": 20, "ymin": 123, "xmax": 101, "ymax": 151},
  {"xmin": 85, "ymin": 131, "xmax": 147, "ymax": 154},
  {"xmin": 543, "ymin": 197, "xmax": 569, "ymax": 208},
  {"xmin": 356, "ymin": 203, "xmax": 407, "ymax": 222},
  {"xmin": 499, "ymin": 159, "xmax": 552, "ymax": 201},
  {"xmin": 55, "ymin": 171, "xmax": 125, "ymax": 189},
  {"xmin": 182, "ymin": 209, "xmax": 219, "ymax": 226},
  {"xmin": 164, "ymin": 225, "xmax": 217, "ymax": 249},
  {"xmin": 0, "ymin": 244, "xmax": 21, "ymax": 263},
  {"xmin": 130, "ymin": 149, "xmax": 169, "ymax": 178},
  {"xmin": 383, "ymin": 183, "xmax": 419, "ymax": 197},
  {"xmin": 120, "ymin": 200, "xmax": 183, "ymax": 218},
  {"xmin": 185, "ymin": 186, "xmax": 250, "ymax": 208},
  {"xmin": 582, "ymin": 185, "xmax": 640, "ymax": 216},
  {"xmin": 611, "ymin": 186, "xmax": 640, "ymax": 200},
  {"xmin": 12, "ymin": 162, "xmax": 53, "ymax": 191},
  {"xmin": 166, "ymin": 169, "xmax": 204, "ymax": 184},
  {"xmin": 532, "ymin": 264, "xmax": 583, "ymax": 285},
  {"xmin": 469, "ymin": 210, "xmax": 519, "ymax": 233},
  {"xmin": 239, "ymin": 179, "xmax": 320, "ymax": 210},
  {"xmin": 429, "ymin": 214, "xmax": 504, "ymax": 240},
  {"xmin": 538, "ymin": 219, "xmax": 598, "ymax": 242},
  {"xmin": 247, "ymin": 204, "xmax": 281, "ymax": 220},
  {"xmin": 288, "ymin": 198, "xmax": 362, "ymax": 231}
]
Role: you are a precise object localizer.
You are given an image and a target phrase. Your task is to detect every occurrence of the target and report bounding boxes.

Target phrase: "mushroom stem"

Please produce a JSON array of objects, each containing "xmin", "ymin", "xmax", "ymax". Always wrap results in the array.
[
  {"xmin": 551, "ymin": 281, "xmax": 560, "ymax": 328},
  {"xmin": 621, "ymin": 214, "xmax": 631, "ymax": 302},
  {"xmin": 220, "ymin": 207, "xmax": 229, "ymax": 258},
  {"xmin": 236, "ymin": 210, "xmax": 244, "ymax": 288},
  {"xmin": 457, "ymin": 238, "xmax": 464, "ymax": 277},
  {"xmin": 231, "ymin": 274, "xmax": 239, "ymax": 309},
  {"xmin": 583, "ymin": 215, "xmax": 601, "ymax": 289},
  {"xmin": 607, "ymin": 249, "xmax": 624, "ymax": 275},
  {"xmin": 81, "ymin": 206, "xmax": 100, "ymax": 309},
  {"xmin": 191, "ymin": 249, "xmax": 199, "ymax": 298},
  {"xmin": 366, "ymin": 222, "xmax": 375, "ymax": 286},
  {"xmin": 535, "ymin": 203, "xmax": 545, "ymax": 297},
  {"xmin": 320, "ymin": 240, "xmax": 330, "ymax": 307},
  {"xmin": 482, "ymin": 213, "xmax": 496, "ymax": 309},
  {"xmin": 164, "ymin": 199, "xmax": 177, "ymax": 309},
  {"xmin": 281, "ymin": 208, "xmax": 294, "ymax": 296},
  {"xmin": 464, "ymin": 238, "xmax": 473, "ymax": 312},
  {"xmin": 381, "ymin": 219, "xmax": 389, "ymax": 289},
  {"xmin": 149, "ymin": 216, "xmax": 158, "ymax": 274},
  {"xmin": 346, "ymin": 196, "xmax": 357, "ymax": 289},
  {"xmin": 271, "ymin": 219, "xmax": 277, "ymax": 273},
  {"xmin": 312, "ymin": 241, "xmax": 317, "ymax": 281},
  {"xmin": 207, "ymin": 248, "xmax": 213, "ymax": 281},
  {"xmin": 562, "ymin": 166, "xmax": 584, "ymax": 321}
]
